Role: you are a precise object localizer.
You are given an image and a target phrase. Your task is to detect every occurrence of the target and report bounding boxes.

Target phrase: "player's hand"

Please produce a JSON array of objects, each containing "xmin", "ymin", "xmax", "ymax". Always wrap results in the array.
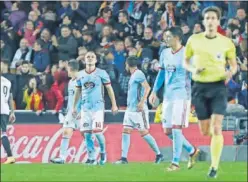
[
  {"xmin": 9, "ymin": 112, "xmax": 16, "ymax": 124},
  {"xmin": 137, "ymin": 101, "xmax": 144, "ymax": 112},
  {"xmin": 149, "ymin": 92, "xmax": 157, "ymax": 106},
  {"xmin": 111, "ymin": 105, "xmax": 118, "ymax": 115},
  {"xmin": 72, "ymin": 108, "xmax": 77, "ymax": 118},
  {"xmin": 225, "ymin": 70, "xmax": 233, "ymax": 83}
]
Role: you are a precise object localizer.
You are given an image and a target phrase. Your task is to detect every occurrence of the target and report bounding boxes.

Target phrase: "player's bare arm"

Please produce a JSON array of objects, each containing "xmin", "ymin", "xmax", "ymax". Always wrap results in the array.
[
  {"xmin": 105, "ymin": 84, "xmax": 118, "ymax": 115},
  {"xmin": 138, "ymin": 81, "xmax": 151, "ymax": 112},
  {"xmin": 226, "ymin": 57, "xmax": 238, "ymax": 81},
  {"xmin": 72, "ymin": 87, "xmax": 81, "ymax": 117},
  {"xmin": 8, "ymin": 93, "xmax": 16, "ymax": 123}
]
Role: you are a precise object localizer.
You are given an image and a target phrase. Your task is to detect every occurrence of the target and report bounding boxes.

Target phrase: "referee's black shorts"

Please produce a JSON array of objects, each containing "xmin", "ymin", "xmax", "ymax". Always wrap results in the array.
[
  {"xmin": 0, "ymin": 114, "xmax": 9, "ymax": 132},
  {"xmin": 192, "ymin": 81, "xmax": 227, "ymax": 120}
]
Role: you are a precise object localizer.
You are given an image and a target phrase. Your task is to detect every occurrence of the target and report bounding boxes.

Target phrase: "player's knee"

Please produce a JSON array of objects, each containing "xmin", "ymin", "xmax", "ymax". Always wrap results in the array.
[
  {"xmin": 163, "ymin": 128, "xmax": 172, "ymax": 136},
  {"xmin": 212, "ymin": 125, "xmax": 222, "ymax": 136},
  {"xmin": 63, "ymin": 128, "xmax": 73, "ymax": 137},
  {"xmin": 123, "ymin": 128, "xmax": 132, "ymax": 134},
  {"xmin": 139, "ymin": 130, "xmax": 149, "ymax": 136}
]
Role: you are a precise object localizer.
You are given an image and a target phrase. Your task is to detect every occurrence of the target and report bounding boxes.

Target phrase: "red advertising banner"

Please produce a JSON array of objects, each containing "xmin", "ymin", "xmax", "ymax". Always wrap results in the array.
[{"xmin": 1, "ymin": 124, "xmax": 234, "ymax": 163}]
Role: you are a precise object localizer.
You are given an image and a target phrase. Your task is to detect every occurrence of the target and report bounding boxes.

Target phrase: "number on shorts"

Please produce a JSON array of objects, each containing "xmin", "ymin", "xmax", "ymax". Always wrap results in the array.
[{"xmin": 95, "ymin": 122, "xmax": 101, "ymax": 128}]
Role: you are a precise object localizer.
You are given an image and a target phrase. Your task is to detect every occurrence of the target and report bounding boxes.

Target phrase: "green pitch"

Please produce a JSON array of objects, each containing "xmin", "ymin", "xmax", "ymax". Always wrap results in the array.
[{"xmin": 1, "ymin": 162, "xmax": 247, "ymax": 182}]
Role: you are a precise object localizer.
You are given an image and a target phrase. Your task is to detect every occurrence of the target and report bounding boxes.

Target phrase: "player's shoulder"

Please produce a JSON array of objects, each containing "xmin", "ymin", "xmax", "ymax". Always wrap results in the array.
[
  {"xmin": 188, "ymin": 32, "xmax": 204, "ymax": 42},
  {"xmin": 134, "ymin": 69, "xmax": 145, "ymax": 77},
  {"xmin": 96, "ymin": 68, "xmax": 108, "ymax": 75},
  {"xmin": 1, "ymin": 76, "xmax": 11, "ymax": 85},
  {"xmin": 161, "ymin": 47, "xmax": 171, "ymax": 55}
]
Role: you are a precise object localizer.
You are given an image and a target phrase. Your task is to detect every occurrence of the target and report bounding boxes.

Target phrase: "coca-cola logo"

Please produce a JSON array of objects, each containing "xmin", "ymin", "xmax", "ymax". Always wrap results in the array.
[{"xmin": 1, "ymin": 125, "xmax": 108, "ymax": 163}]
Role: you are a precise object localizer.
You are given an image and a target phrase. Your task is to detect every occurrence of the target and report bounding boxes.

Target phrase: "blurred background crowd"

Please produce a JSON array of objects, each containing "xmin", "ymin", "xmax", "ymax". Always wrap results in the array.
[{"xmin": 0, "ymin": 1, "xmax": 247, "ymax": 115}]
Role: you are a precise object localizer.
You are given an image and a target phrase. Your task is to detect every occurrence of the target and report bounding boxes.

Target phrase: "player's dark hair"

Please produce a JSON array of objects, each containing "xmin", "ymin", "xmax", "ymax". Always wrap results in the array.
[
  {"xmin": 168, "ymin": 26, "xmax": 183, "ymax": 42},
  {"xmin": 68, "ymin": 59, "xmax": 79, "ymax": 71},
  {"xmin": 126, "ymin": 56, "xmax": 139, "ymax": 67},
  {"xmin": 202, "ymin": 6, "xmax": 221, "ymax": 20},
  {"xmin": 22, "ymin": 60, "xmax": 29, "ymax": 65}
]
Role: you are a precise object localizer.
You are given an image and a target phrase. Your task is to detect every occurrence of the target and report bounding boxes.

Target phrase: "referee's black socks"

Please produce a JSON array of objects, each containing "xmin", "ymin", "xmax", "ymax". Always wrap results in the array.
[{"xmin": 1, "ymin": 135, "xmax": 13, "ymax": 157}]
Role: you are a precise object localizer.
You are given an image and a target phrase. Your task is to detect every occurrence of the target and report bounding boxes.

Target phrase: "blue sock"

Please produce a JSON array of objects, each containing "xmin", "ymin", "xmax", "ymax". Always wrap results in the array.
[
  {"xmin": 143, "ymin": 134, "xmax": 161, "ymax": 155},
  {"xmin": 59, "ymin": 136, "xmax": 70, "ymax": 160},
  {"xmin": 121, "ymin": 133, "xmax": 130, "ymax": 158},
  {"xmin": 172, "ymin": 129, "xmax": 183, "ymax": 165},
  {"xmin": 167, "ymin": 133, "xmax": 194, "ymax": 154},
  {"xmin": 84, "ymin": 132, "xmax": 95, "ymax": 160},
  {"xmin": 95, "ymin": 132, "xmax": 106, "ymax": 154}
]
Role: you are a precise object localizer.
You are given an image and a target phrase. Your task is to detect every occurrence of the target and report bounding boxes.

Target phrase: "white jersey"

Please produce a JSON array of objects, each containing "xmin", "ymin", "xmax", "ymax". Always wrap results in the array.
[{"xmin": 1, "ymin": 76, "xmax": 11, "ymax": 115}]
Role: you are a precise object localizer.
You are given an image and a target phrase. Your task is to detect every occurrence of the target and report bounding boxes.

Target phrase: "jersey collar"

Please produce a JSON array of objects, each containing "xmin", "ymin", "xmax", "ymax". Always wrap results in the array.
[
  {"xmin": 85, "ymin": 67, "xmax": 96, "ymax": 74},
  {"xmin": 171, "ymin": 45, "xmax": 183, "ymax": 54}
]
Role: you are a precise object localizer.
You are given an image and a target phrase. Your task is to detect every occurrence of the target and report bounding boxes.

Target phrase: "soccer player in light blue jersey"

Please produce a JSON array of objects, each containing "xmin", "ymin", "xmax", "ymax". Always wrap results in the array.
[
  {"xmin": 50, "ymin": 59, "xmax": 81, "ymax": 164},
  {"xmin": 149, "ymin": 27, "xmax": 200, "ymax": 171},
  {"xmin": 115, "ymin": 56, "xmax": 163, "ymax": 164},
  {"xmin": 73, "ymin": 51, "xmax": 118, "ymax": 165}
]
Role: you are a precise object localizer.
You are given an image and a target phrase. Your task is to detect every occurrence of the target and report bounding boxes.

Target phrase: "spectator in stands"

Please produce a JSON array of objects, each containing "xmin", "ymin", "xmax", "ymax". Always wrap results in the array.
[
  {"xmin": 160, "ymin": 2, "xmax": 176, "ymax": 29},
  {"xmin": 58, "ymin": 60, "xmax": 68, "ymax": 71},
  {"xmin": 1, "ymin": 60, "xmax": 17, "ymax": 101},
  {"xmin": 118, "ymin": 70, "xmax": 130, "ymax": 106},
  {"xmin": 33, "ymin": 40, "xmax": 51, "ymax": 72},
  {"xmin": 133, "ymin": 22, "xmax": 144, "ymax": 41},
  {"xmin": 95, "ymin": 7, "xmax": 112, "ymax": 33},
  {"xmin": 56, "ymin": 1, "xmax": 72, "ymax": 22},
  {"xmin": 15, "ymin": 61, "xmax": 33, "ymax": 109},
  {"xmin": 112, "ymin": 40, "xmax": 126, "ymax": 74},
  {"xmin": 3, "ymin": 1, "xmax": 27, "ymax": 31},
  {"xmin": 39, "ymin": 28, "xmax": 52, "ymax": 51},
  {"xmin": 38, "ymin": 73, "xmax": 64, "ymax": 113},
  {"xmin": 51, "ymin": 26, "xmax": 78, "ymax": 60},
  {"xmin": 186, "ymin": 2, "xmax": 201, "ymax": 28},
  {"xmin": 41, "ymin": 3, "xmax": 57, "ymax": 33},
  {"xmin": 53, "ymin": 70, "xmax": 68, "ymax": 96},
  {"xmin": 193, "ymin": 22, "xmax": 203, "ymax": 34},
  {"xmin": 11, "ymin": 38, "xmax": 33, "ymax": 71},
  {"xmin": 181, "ymin": 22, "xmax": 192, "ymax": 45},
  {"xmin": 81, "ymin": 30, "xmax": 99, "ymax": 51},
  {"xmin": 76, "ymin": 46, "xmax": 87, "ymax": 69},
  {"xmin": 28, "ymin": 10, "xmax": 43, "ymax": 32},
  {"xmin": 124, "ymin": 36, "xmax": 134, "ymax": 52},
  {"xmin": 1, "ymin": 39, "xmax": 12, "ymax": 64},
  {"xmin": 23, "ymin": 77, "xmax": 44, "ymax": 115},
  {"xmin": 238, "ymin": 80, "xmax": 248, "ymax": 109},
  {"xmin": 241, "ymin": 22, "xmax": 247, "ymax": 39},
  {"xmin": 18, "ymin": 20, "xmax": 39, "ymax": 46},
  {"xmin": 114, "ymin": 10, "xmax": 133, "ymax": 39},
  {"xmin": 236, "ymin": 8, "xmax": 247, "ymax": 32},
  {"xmin": 135, "ymin": 40, "xmax": 153, "ymax": 64}
]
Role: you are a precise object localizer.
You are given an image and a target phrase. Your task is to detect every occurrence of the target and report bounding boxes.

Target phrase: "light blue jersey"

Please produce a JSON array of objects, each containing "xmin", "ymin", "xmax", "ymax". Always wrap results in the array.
[
  {"xmin": 67, "ymin": 78, "xmax": 81, "ymax": 113},
  {"xmin": 76, "ymin": 68, "xmax": 111, "ymax": 111},
  {"xmin": 153, "ymin": 47, "xmax": 191, "ymax": 101},
  {"xmin": 127, "ymin": 69, "xmax": 148, "ymax": 112}
]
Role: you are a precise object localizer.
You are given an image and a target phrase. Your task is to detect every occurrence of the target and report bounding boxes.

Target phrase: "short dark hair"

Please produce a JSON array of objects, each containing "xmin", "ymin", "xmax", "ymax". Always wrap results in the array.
[
  {"xmin": 202, "ymin": 6, "xmax": 221, "ymax": 20},
  {"xmin": 68, "ymin": 59, "xmax": 79, "ymax": 71},
  {"xmin": 167, "ymin": 26, "xmax": 183, "ymax": 41},
  {"xmin": 119, "ymin": 10, "xmax": 128, "ymax": 18},
  {"xmin": 126, "ymin": 56, "xmax": 139, "ymax": 67},
  {"xmin": 22, "ymin": 60, "xmax": 29, "ymax": 65},
  {"xmin": 136, "ymin": 40, "xmax": 144, "ymax": 48}
]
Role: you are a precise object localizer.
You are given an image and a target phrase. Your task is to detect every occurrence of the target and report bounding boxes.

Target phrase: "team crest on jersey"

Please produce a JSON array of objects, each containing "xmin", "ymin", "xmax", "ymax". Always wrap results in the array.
[
  {"xmin": 84, "ymin": 82, "xmax": 95, "ymax": 89},
  {"xmin": 166, "ymin": 65, "xmax": 176, "ymax": 72}
]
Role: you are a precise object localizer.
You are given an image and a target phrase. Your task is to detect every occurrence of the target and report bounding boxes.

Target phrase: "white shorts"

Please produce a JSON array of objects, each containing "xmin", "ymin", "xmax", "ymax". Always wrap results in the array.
[
  {"xmin": 63, "ymin": 112, "xmax": 80, "ymax": 130},
  {"xmin": 162, "ymin": 100, "xmax": 191, "ymax": 128},
  {"xmin": 80, "ymin": 110, "xmax": 104, "ymax": 131},
  {"xmin": 123, "ymin": 110, "xmax": 150, "ymax": 131}
]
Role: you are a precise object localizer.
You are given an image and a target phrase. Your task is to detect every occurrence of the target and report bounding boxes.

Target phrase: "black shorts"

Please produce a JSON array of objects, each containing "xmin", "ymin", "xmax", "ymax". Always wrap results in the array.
[
  {"xmin": 192, "ymin": 81, "xmax": 227, "ymax": 120},
  {"xmin": 0, "ymin": 114, "xmax": 9, "ymax": 132}
]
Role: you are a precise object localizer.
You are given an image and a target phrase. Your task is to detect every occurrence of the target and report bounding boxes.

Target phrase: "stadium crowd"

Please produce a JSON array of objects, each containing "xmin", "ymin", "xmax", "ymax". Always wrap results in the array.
[{"xmin": 1, "ymin": 1, "xmax": 247, "ymax": 114}]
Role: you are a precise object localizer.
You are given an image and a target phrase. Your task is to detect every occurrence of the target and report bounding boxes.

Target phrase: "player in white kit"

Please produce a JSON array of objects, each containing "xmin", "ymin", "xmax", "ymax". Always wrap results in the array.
[
  {"xmin": 1, "ymin": 61, "xmax": 16, "ymax": 164},
  {"xmin": 72, "ymin": 51, "xmax": 118, "ymax": 165},
  {"xmin": 50, "ymin": 60, "xmax": 81, "ymax": 164}
]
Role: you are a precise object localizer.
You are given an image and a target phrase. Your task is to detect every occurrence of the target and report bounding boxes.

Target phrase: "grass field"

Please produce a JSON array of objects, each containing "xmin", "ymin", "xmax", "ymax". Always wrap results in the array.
[{"xmin": 1, "ymin": 162, "xmax": 247, "ymax": 182}]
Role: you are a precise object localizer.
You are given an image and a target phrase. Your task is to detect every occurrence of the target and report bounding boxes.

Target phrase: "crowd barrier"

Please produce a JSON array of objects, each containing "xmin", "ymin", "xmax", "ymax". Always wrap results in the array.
[{"xmin": 1, "ymin": 110, "xmax": 245, "ymax": 163}]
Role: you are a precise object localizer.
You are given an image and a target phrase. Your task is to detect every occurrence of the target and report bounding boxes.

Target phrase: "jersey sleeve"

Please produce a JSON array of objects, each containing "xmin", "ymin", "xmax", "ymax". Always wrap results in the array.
[
  {"xmin": 135, "ymin": 71, "xmax": 146, "ymax": 83},
  {"xmin": 101, "ymin": 70, "xmax": 111, "ymax": 85},
  {"xmin": 159, "ymin": 50, "xmax": 165, "ymax": 69},
  {"xmin": 226, "ymin": 40, "xmax": 236, "ymax": 60},
  {"xmin": 184, "ymin": 36, "xmax": 194, "ymax": 59},
  {"xmin": 76, "ymin": 78, "xmax": 82, "ymax": 88}
]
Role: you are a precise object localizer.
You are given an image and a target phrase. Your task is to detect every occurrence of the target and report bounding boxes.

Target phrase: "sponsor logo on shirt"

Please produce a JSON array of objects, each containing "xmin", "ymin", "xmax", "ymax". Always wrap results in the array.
[
  {"xmin": 166, "ymin": 65, "xmax": 176, "ymax": 72},
  {"xmin": 84, "ymin": 82, "xmax": 95, "ymax": 89}
]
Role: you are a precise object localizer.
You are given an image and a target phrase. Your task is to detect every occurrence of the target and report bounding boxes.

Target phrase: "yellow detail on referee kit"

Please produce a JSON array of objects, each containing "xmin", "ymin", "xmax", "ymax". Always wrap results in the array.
[{"xmin": 185, "ymin": 33, "xmax": 236, "ymax": 82}]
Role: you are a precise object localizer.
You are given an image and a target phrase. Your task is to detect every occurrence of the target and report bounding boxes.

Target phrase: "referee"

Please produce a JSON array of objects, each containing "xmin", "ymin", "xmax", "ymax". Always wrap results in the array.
[{"xmin": 183, "ymin": 6, "xmax": 237, "ymax": 178}]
